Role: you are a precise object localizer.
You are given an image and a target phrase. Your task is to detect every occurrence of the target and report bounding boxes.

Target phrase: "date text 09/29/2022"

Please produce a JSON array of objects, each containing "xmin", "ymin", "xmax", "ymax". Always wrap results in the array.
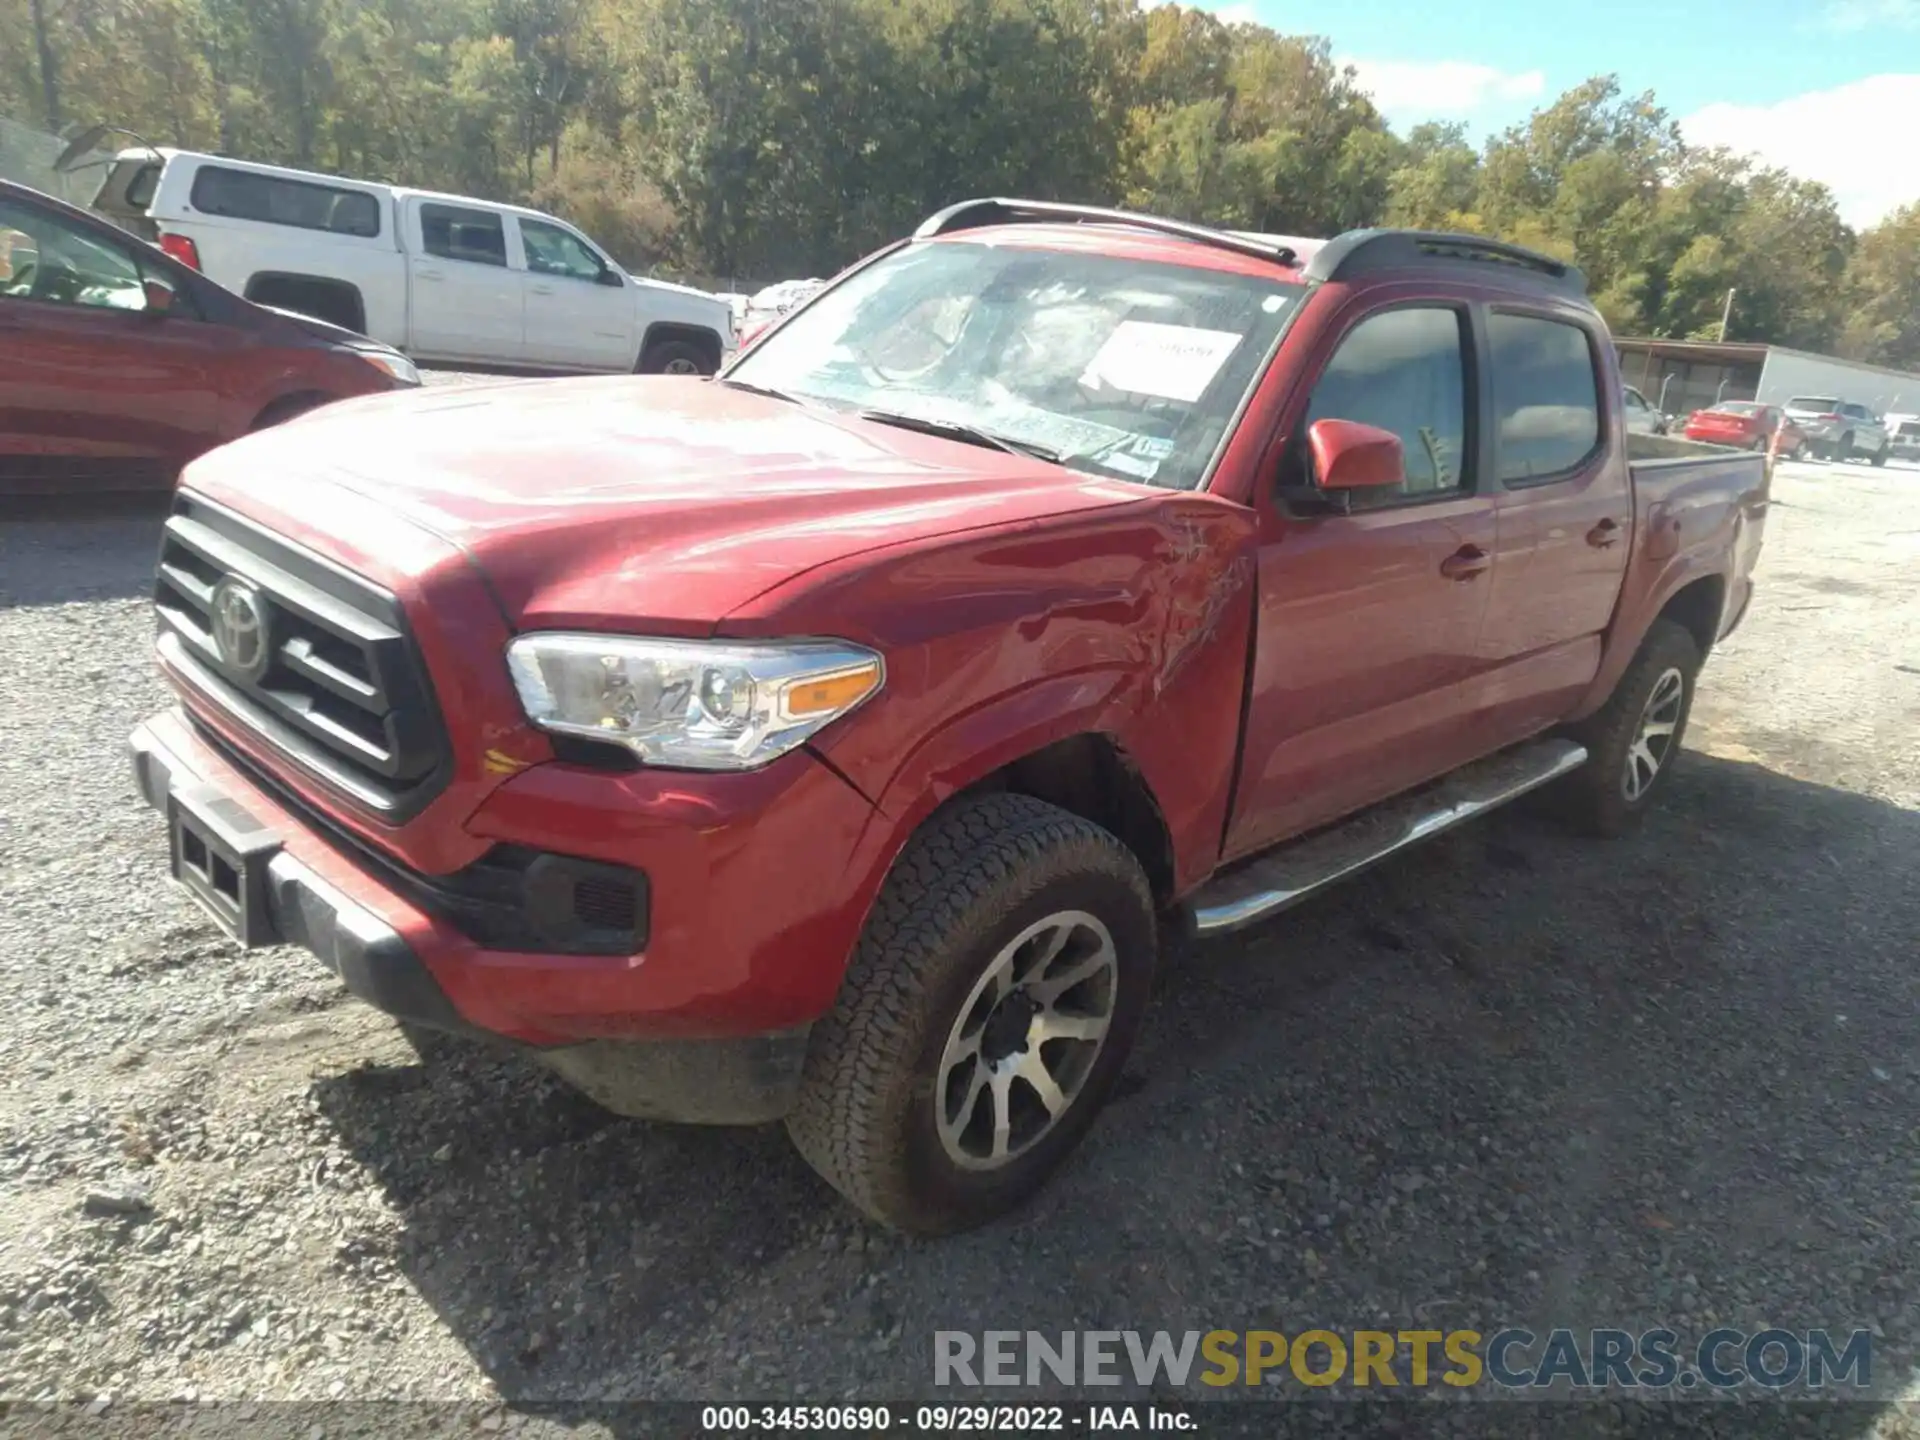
[{"xmin": 701, "ymin": 1407, "xmax": 1192, "ymax": 1432}]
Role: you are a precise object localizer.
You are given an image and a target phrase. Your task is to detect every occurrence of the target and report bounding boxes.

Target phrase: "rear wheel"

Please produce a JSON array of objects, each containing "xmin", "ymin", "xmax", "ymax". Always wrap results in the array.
[
  {"xmin": 637, "ymin": 338, "xmax": 715, "ymax": 376},
  {"xmin": 786, "ymin": 793, "xmax": 1156, "ymax": 1234},
  {"xmin": 1553, "ymin": 618, "xmax": 1701, "ymax": 837}
]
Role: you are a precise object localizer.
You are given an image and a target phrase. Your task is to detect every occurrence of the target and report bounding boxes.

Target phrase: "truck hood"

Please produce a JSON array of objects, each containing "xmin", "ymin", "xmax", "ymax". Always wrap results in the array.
[{"xmin": 187, "ymin": 376, "xmax": 1149, "ymax": 631}]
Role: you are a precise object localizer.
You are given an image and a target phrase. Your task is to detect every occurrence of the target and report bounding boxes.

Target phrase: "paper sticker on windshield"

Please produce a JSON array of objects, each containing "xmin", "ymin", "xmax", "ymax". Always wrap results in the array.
[
  {"xmin": 1102, "ymin": 451, "xmax": 1161, "ymax": 481},
  {"xmin": 1080, "ymin": 322, "xmax": 1243, "ymax": 403}
]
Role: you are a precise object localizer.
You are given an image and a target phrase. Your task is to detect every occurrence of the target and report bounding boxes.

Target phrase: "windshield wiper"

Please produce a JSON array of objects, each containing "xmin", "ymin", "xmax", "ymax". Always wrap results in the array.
[
  {"xmin": 716, "ymin": 377, "xmax": 811, "ymax": 406},
  {"xmin": 853, "ymin": 407, "xmax": 1063, "ymax": 464}
]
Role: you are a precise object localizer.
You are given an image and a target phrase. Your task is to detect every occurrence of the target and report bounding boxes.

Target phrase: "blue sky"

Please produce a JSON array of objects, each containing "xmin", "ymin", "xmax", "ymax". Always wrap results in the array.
[{"xmin": 1184, "ymin": 0, "xmax": 1920, "ymax": 225}]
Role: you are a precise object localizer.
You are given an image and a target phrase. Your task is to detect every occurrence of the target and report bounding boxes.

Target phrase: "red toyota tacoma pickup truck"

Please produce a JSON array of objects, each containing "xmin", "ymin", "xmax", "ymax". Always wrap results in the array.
[{"xmin": 130, "ymin": 200, "xmax": 1769, "ymax": 1233}]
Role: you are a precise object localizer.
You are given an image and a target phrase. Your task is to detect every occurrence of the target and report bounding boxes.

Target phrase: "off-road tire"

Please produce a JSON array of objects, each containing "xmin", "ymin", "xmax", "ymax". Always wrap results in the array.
[
  {"xmin": 1554, "ymin": 617, "xmax": 1701, "ymax": 837},
  {"xmin": 1870, "ymin": 445, "xmax": 1887, "ymax": 468},
  {"xmin": 786, "ymin": 793, "xmax": 1156, "ymax": 1234}
]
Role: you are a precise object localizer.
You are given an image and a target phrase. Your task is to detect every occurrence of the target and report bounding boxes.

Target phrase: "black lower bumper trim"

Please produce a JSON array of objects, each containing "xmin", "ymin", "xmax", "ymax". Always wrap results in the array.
[{"xmin": 131, "ymin": 715, "xmax": 480, "ymax": 1039}]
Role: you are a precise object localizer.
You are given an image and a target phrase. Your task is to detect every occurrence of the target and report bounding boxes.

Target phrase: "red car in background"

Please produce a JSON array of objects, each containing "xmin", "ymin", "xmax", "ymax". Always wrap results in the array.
[
  {"xmin": 1683, "ymin": 401, "xmax": 1804, "ymax": 457},
  {"xmin": 1, "ymin": 178, "xmax": 419, "ymax": 495}
]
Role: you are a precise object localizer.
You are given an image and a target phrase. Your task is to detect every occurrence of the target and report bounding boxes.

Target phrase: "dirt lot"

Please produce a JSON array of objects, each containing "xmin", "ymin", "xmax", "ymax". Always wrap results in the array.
[{"xmin": 2, "ymin": 455, "xmax": 1918, "ymax": 1430}]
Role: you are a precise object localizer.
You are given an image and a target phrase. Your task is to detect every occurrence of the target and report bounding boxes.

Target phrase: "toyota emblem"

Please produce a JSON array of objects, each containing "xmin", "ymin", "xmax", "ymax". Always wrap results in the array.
[{"xmin": 210, "ymin": 577, "xmax": 271, "ymax": 680}]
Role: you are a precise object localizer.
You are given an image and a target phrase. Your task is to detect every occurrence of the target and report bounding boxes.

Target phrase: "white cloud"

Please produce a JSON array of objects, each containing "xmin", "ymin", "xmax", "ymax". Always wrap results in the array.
[
  {"xmin": 1680, "ymin": 75, "xmax": 1920, "ymax": 227},
  {"xmin": 1341, "ymin": 58, "xmax": 1547, "ymax": 119},
  {"xmin": 1822, "ymin": 0, "xmax": 1919, "ymax": 30}
]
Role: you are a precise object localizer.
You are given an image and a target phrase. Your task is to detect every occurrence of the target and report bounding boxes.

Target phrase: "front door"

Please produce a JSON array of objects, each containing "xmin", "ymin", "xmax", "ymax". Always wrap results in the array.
[
  {"xmin": 0, "ymin": 195, "xmax": 222, "ymax": 490},
  {"xmin": 1226, "ymin": 301, "xmax": 1497, "ymax": 859},
  {"xmin": 512, "ymin": 216, "xmax": 636, "ymax": 371},
  {"xmin": 1477, "ymin": 308, "xmax": 1632, "ymax": 742},
  {"xmin": 405, "ymin": 200, "xmax": 523, "ymax": 364}
]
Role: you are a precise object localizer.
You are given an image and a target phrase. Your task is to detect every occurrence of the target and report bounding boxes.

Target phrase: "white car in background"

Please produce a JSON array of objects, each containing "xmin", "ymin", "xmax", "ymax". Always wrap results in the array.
[
  {"xmin": 86, "ymin": 146, "xmax": 733, "ymax": 374},
  {"xmin": 1884, "ymin": 412, "xmax": 1920, "ymax": 463}
]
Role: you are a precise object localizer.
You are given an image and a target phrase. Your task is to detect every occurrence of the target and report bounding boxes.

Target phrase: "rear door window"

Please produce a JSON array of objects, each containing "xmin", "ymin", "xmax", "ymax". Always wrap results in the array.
[
  {"xmin": 189, "ymin": 165, "xmax": 381, "ymax": 238},
  {"xmin": 419, "ymin": 204, "xmax": 508, "ymax": 267},
  {"xmin": 1488, "ymin": 312, "xmax": 1602, "ymax": 482}
]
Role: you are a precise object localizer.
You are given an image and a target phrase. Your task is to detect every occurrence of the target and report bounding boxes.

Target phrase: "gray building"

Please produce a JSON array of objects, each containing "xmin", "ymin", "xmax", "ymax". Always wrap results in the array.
[{"xmin": 1616, "ymin": 338, "xmax": 1920, "ymax": 421}]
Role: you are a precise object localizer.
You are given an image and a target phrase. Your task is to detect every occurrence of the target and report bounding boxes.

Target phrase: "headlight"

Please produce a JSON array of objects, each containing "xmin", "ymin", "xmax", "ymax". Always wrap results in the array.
[
  {"xmin": 505, "ymin": 634, "xmax": 883, "ymax": 770},
  {"xmin": 353, "ymin": 348, "xmax": 421, "ymax": 386}
]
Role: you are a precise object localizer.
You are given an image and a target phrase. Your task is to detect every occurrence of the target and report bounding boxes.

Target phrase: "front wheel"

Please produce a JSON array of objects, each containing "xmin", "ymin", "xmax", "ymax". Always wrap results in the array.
[
  {"xmin": 1870, "ymin": 444, "xmax": 1888, "ymax": 468},
  {"xmin": 786, "ymin": 793, "xmax": 1156, "ymax": 1234},
  {"xmin": 1553, "ymin": 618, "xmax": 1701, "ymax": 837}
]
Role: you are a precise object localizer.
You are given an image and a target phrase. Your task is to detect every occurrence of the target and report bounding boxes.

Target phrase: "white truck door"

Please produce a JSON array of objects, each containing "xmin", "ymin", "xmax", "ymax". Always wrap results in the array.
[
  {"xmin": 511, "ymin": 215, "xmax": 637, "ymax": 372},
  {"xmin": 403, "ymin": 198, "xmax": 524, "ymax": 364}
]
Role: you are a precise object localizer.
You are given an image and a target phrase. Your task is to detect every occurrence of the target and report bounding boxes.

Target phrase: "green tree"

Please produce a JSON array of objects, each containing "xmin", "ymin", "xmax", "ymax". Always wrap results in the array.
[{"xmin": 1841, "ymin": 203, "xmax": 1920, "ymax": 369}]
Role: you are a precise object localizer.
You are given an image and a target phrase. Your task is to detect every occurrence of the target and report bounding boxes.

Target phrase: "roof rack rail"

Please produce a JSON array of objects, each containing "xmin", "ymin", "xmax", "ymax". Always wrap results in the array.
[
  {"xmin": 915, "ymin": 198, "xmax": 1299, "ymax": 267},
  {"xmin": 1303, "ymin": 229, "xmax": 1587, "ymax": 293}
]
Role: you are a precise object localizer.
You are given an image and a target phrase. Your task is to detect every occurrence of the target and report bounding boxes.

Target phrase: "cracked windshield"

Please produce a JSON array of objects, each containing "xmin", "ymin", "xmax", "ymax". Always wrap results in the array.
[{"xmin": 730, "ymin": 241, "xmax": 1305, "ymax": 490}]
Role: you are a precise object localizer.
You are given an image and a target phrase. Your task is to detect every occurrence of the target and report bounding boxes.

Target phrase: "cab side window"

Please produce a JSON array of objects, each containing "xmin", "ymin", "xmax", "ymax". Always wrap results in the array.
[
  {"xmin": 520, "ymin": 219, "xmax": 607, "ymax": 282},
  {"xmin": 1302, "ymin": 306, "xmax": 1471, "ymax": 508}
]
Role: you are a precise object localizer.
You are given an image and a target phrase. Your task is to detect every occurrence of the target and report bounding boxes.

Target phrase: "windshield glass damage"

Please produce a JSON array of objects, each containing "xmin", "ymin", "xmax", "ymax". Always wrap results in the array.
[{"xmin": 728, "ymin": 239, "xmax": 1306, "ymax": 491}]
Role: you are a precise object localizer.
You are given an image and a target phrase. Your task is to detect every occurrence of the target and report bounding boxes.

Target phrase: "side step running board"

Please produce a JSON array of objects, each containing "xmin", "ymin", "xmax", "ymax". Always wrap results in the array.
[{"xmin": 1189, "ymin": 738, "xmax": 1589, "ymax": 936}]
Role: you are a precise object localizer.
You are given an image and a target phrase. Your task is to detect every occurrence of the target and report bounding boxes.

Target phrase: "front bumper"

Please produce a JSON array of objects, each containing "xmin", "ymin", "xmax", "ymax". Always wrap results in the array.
[
  {"xmin": 127, "ymin": 706, "xmax": 870, "ymax": 1122},
  {"xmin": 131, "ymin": 716, "xmax": 474, "ymax": 1036}
]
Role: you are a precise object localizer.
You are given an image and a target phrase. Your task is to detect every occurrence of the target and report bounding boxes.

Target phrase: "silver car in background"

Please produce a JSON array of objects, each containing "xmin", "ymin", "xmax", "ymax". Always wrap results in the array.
[{"xmin": 1783, "ymin": 396, "xmax": 1891, "ymax": 465}]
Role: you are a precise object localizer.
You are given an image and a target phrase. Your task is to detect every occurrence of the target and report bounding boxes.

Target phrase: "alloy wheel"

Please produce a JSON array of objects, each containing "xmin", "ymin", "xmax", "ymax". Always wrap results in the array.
[
  {"xmin": 1623, "ymin": 666, "xmax": 1685, "ymax": 802},
  {"xmin": 934, "ymin": 910, "xmax": 1118, "ymax": 1171}
]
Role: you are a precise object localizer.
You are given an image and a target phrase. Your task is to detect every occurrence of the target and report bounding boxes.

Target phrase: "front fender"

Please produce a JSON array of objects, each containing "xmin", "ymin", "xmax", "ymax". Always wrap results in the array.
[{"xmin": 865, "ymin": 667, "xmax": 1139, "ymax": 831}]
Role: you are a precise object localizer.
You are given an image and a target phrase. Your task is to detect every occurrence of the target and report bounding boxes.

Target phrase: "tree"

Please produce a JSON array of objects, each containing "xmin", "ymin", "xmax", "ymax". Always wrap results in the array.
[
  {"xmin": 1841, "ymin": 203, "xmax": 1920, "ymax": 369},
  {"xmin": 1, "ymin": 0, "xmax": 1914, "ymax": 349}
]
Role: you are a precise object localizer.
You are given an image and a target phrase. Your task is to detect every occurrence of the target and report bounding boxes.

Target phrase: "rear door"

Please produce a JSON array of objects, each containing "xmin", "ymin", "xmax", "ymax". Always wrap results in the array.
[
  {"xmin": 0, "ymin": 193, "xmax": 226, "ymax": 491},
  {"xmin": 403, "ymin": 199, "xmax": 523, "ymax": 363},
  {"xmin": 1476, "ymin": 308, "xmax": 1631, "ymax": 740},
  {"xmin": 1225, "ymin": 299, "xmax": 1498, "ymax": 857},
  {"xmin": 511, "ymin": 215, "xmax": 635, "ymax": 371}
]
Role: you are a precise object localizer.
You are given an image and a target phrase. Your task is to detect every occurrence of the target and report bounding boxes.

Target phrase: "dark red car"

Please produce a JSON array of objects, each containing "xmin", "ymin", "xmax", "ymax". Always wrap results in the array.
[
  {"xmin": 1, "ymin": 178, "xmax": 419, "ymax": 495},
  {"xmin": 1683, "ymin": 401, "xmax": 1803, "ymax": 457}
]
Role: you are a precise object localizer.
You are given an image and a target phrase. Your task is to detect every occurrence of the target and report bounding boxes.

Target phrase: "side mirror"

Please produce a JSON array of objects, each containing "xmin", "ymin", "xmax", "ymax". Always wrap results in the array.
[
  {"xmin": 596, "ymin": 268, "xmax": 623, "ymax": 287},
  {"xmin": 142, "ymin": 277, "xmax": 176, "ymax": 315},
  {"xmin": 1308, "ymin": 418, "xmax": 1405, "ymax": 490}
]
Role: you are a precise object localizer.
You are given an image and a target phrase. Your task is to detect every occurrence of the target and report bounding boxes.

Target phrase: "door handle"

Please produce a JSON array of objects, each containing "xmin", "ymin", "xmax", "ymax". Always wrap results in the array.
[
  {"xmin": 1586, "ymin": 518, "xmax": 1622, "ymax": 548},
  {"xmin": 1439, "ymin": 545, "xmax": 1490, "ymax": 581},
  {"xmin": 416, "ymin": 268, "xmax": 444, "ymax": 281},
  {"xmin": 529, "ymin": 283, "xmax": 555, "ymax": 295}
]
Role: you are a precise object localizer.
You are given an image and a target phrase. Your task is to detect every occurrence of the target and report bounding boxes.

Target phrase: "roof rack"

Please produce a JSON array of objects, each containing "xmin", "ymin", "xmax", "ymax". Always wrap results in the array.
[
  {"xmin": 915, "ymin": 198, "xmax": 1299, "ymax": 267},
  {"xmin": 1304, "ymin": 229, "xmax": 1587, "ymax": 293}
]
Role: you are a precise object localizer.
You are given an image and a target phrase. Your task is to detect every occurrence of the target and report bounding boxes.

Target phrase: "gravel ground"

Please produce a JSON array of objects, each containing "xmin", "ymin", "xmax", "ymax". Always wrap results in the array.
[{"xmin": 2, "ymin": 454, "xmax": 1918, "ymax": 1433}]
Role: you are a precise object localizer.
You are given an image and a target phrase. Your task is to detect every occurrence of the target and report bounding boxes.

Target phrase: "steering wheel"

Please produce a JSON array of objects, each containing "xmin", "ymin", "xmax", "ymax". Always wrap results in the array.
[{"xmin": 33, "ymin": 263, "xmax": 86, "ymax": 305}]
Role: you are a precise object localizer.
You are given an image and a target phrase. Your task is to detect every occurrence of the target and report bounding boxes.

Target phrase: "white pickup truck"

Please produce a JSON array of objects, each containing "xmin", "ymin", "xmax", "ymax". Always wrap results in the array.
[{"xmin": 88, "ymin": 148, "xmax": 733, "ymax": 375}]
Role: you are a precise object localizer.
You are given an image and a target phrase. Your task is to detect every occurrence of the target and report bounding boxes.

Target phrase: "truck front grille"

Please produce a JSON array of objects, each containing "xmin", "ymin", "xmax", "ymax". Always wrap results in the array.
[{"xmin": 153, "ymin": 494, "xmax": 450, "ymax": 822}]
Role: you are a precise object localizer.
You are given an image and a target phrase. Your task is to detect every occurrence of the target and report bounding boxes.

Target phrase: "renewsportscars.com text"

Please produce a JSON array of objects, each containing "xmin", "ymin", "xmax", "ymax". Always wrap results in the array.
[{"xmin": 934, "ymin": 1328, "xmax": 1873, "ymax": 1392}]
